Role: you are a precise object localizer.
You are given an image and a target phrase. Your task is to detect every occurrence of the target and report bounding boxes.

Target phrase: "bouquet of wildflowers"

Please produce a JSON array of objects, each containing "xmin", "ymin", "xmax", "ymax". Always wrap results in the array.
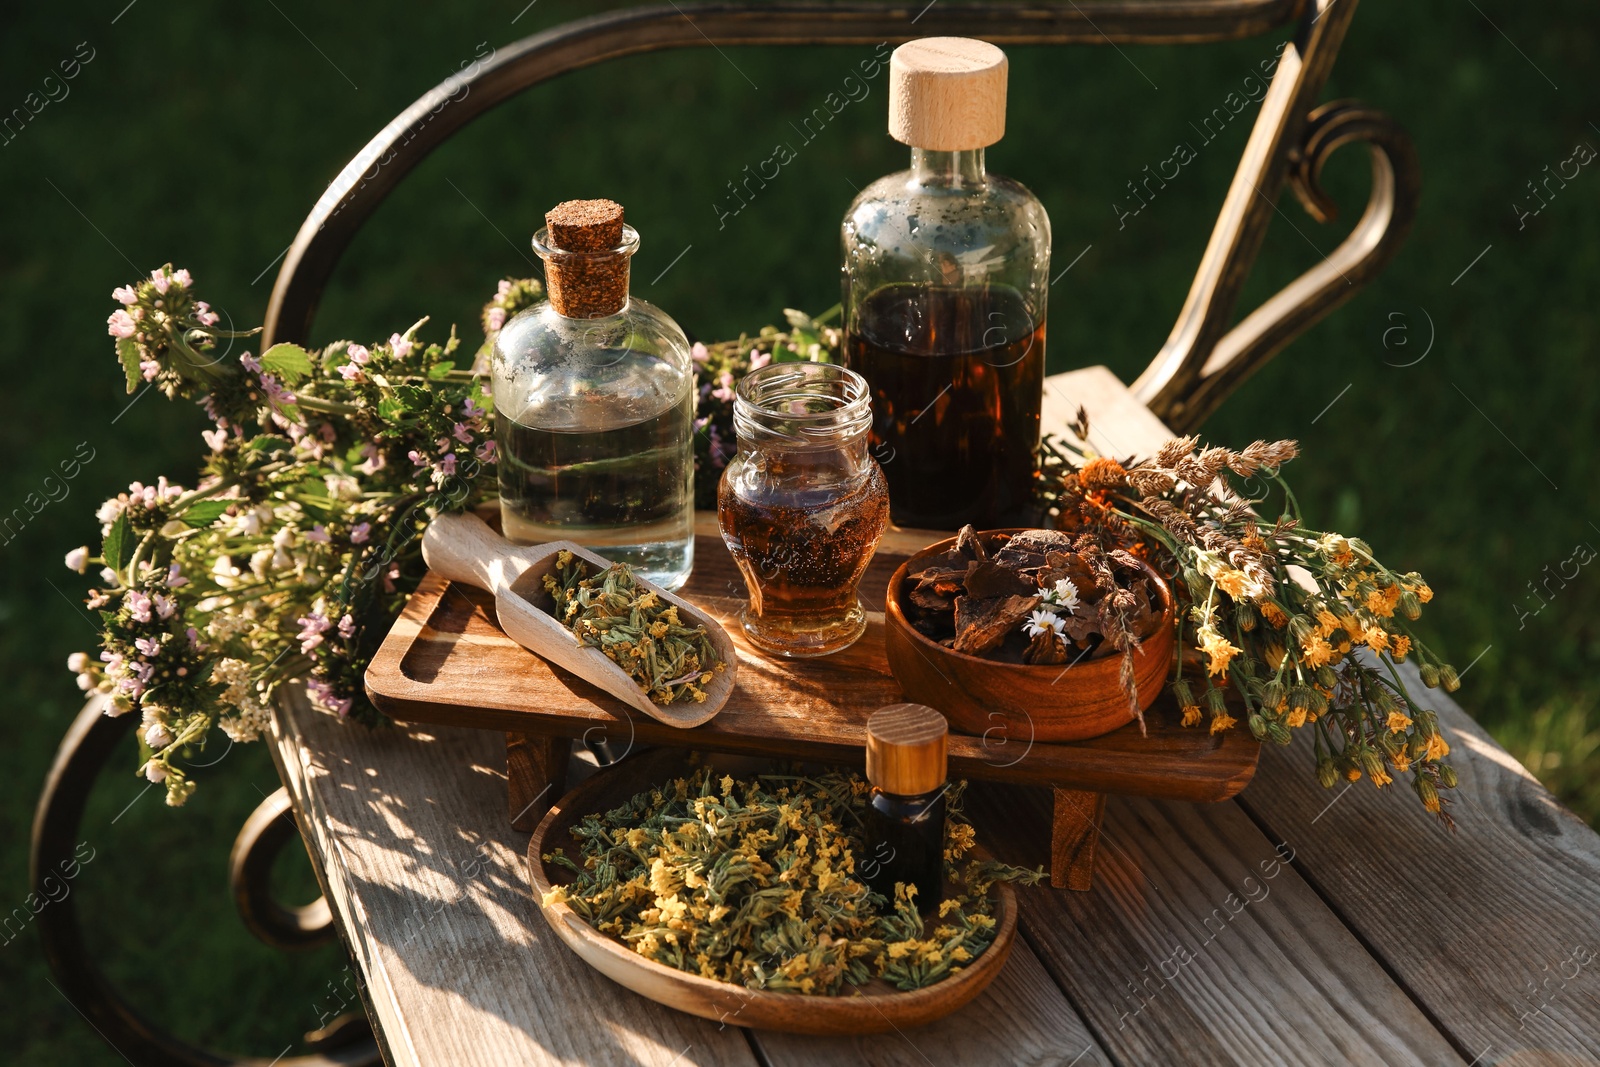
[
  {"xmin": 70, "ymin": 269, "xmax": 832, "ymax": 807},
  {"xmin": 72, "ymin": 265, "xmax": 500, "ymax": 804},
  {"xmin": 1040, "ymin": 413, "xmax": 1461, "ymax": 822}
]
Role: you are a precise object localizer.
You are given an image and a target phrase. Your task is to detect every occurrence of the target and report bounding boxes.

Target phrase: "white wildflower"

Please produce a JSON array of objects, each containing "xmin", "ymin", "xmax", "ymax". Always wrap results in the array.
[
  {"xmin": 211, "ymin": 556, "xmax": 243, "ymax": 588},
  {"xmin": 144, "ymin": 722, "xmax": 173, "ymax": 749},
  {"xmin": 1022, "ymin": 609, "xmax": 1066, "ymax": 639},
  {"xmin": 219, "ymin": 701, "xmax": 271, "ymax": 743},
  {"xmin": 1040, "ymin": 577, "xmax": 1081, "ymax": 612},
  {"xmin": 207, "ymin": 611, "xmax": 255, "ymax": 641},
  {"xmin": 142, "ymin": 760, "xmax": 167, "ymax": 783},
  {"xmin": 65, "ymin": 546, "xmax": 89, "ymax": 573},
  {"xmin": 324, "ymin": 474, "xmax": 361, "ymax": 500}
]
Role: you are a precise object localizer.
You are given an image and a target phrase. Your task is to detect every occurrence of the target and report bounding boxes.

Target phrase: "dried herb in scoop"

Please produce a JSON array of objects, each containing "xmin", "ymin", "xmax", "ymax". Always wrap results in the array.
[{"xmin": 542, "ymin": 551, "xmax": 724, "ymax": 705}]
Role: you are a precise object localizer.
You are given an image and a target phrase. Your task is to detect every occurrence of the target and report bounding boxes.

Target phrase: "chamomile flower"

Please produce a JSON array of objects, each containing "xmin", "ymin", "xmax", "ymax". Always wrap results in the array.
[{"xmin": 1022, "ymin": 609, "xmax": 1066, "ymax": 639}]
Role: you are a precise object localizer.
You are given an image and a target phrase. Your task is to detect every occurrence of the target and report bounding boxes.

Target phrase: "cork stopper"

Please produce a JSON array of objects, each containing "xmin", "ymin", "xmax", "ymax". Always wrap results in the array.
[
  {"xmin": 536, "ymin": 199, "xmax": 634, "ymax": 318},
  {"xmin": 888, "ymin": 38, "xmax": 1008, "ymax": 151},
  {"xmin": 865, "ymin": 703, "xmax": 948, "ymax": 796}
]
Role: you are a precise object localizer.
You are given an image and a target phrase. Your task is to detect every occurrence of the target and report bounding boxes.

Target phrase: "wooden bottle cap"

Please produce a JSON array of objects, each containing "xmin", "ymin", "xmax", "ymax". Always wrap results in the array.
[
  {"xmin": 539, "ymin": 199, "xmax": 632, "ymax": 318},
  {"xmin": 888, "ymin": 38, "xmax": 1008, "ymax": 151},
  {"xmin": 865, "ymin": 703, "xmax": 948, "ymax": 796}
]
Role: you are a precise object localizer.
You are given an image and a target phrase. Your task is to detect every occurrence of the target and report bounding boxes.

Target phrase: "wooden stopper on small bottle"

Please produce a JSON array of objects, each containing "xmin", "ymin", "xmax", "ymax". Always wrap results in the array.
[
  {"xmin": 541, "ymin": 199, "xmax": 630, "ymax": 318},
  {"xmin": 888, "ymin": 38, "xmax": 1008, "ymax": 151},
  {"xmin": 866, "ymin": 703, "xmax": 948, "ymax": 796}
]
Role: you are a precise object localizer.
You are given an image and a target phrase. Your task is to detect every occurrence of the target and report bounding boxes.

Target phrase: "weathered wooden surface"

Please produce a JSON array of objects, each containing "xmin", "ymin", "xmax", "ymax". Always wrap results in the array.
[
  {"xmin": 1237, "ymin": 671, "xmax": 1600, "ymax": 1063},
  {"xmin": 270, "ymin": 687, "xmax": 759, "ymax": 1067},
  {"xmin": 274, "ymin": 365, "xmax": 1600, "ymax": 1065},
  {"xmin": 971, "ymin": 782, "xmax": 1467, "ymax": 1066}
]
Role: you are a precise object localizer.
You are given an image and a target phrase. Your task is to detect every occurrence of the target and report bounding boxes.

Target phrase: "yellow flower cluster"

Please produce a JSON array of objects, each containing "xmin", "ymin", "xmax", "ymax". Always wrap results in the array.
[
  {"xmin": 1172, "ymin": 533, "xmax": 1457, "ymax": 821},
  {"xmin": 540, "ymin": 765, "xmax": 1041, "ymax": 994}
]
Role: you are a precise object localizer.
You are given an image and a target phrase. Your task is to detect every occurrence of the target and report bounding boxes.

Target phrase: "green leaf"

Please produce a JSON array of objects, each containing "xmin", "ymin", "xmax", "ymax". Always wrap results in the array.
[
  {"xmin": 427, "ymin": 361, "xmax": 456, "ymax": 380},
  {"xmin": 102, "ymin": 512, "xmax": 134, "ymax": 573},
  {"xmin": 116, "ymin": 337, "xmax": 143, "ymax": 393},
  {"xmin": 260, "ymin": 343, "xmax": 314, "ymax": 383},
  {"xmin": 247, "ymin": 435, "xmax": 292, "ymax": 454},
  {"xmin": 181, "ymin": 499, "xmax": 231, "ymax": 528},
  {"xmin": 377, "ymin": 396, "xmax": 407, "ymax": 423},
  {"xmin": 394, "ymin": 384, "xmax": 432, "ymax": 409}
]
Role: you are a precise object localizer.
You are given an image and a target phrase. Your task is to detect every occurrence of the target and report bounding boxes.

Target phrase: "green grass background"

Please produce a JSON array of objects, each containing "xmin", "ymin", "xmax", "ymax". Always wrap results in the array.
[{"xmin": 2, "ymin": 0, "xmax": 1596, "ymax": 1061}]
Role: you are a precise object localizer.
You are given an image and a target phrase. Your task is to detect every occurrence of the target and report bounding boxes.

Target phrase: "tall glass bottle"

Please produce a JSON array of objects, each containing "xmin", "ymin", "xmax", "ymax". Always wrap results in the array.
[
  {"xmin": 841, "ymin": 38, "xmax": 1051, "ymax": 530},
  {"xmin": 493, "ymin": 199, "xmax": 695, "ymax": 590}
]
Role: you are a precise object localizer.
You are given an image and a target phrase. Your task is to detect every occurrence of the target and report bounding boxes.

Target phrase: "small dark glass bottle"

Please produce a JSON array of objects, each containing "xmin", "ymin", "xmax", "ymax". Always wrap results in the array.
[{"xmin": 861, "ymin": 703, "xmax": 949, "ymax": 913}]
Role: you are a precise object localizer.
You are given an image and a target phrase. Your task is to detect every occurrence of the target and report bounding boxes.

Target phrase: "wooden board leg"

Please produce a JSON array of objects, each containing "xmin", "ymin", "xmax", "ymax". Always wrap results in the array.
[
  {"xmin": 506, "ymin": 732, "xmax": 568, "ymax": 832},
  {"xmin": 1051, "ymin": 788, "xmax": 1107, "ymax": 891}
]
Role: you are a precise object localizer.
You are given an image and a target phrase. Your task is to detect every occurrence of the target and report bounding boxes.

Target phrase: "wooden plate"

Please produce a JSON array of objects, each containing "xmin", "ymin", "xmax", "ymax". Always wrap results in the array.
[{"xmin": 526, "ymin": 750, "xmax": 1019, "ymax": 1034}]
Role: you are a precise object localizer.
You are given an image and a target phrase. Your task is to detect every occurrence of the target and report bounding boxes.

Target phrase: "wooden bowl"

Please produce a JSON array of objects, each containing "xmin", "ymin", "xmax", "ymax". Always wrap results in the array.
[
  {"xmin": 884, "ymin": 529, "xmax": 1175, "ymax": 743},
  {"xmin": 527, "ymin": 749, "xmax": 1019, "ymax": 1035}
]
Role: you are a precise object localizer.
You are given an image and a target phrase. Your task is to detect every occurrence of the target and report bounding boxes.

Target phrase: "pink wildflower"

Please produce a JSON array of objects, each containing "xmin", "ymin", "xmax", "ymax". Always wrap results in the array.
[
  {"xmin": 107, "ymin": 310, "xmax": 137, "ymax": 338},
  {"xmin": 350, "ymin": 522, "xmax": 371, "ymax": 544},
  {"xmin": 113, "ymin": 285, "xmax": 138, "ymax": 305},
  {"xmin": 125, "ymin": 590, "xmax": 153, "ymax": 623},
  {"xmin": 296, "ymin": 613, "xmax": 331, "ymax": 654},
  {"xmin": 389, "ymin": 333, "xmax": 413, "ymax": 359}
]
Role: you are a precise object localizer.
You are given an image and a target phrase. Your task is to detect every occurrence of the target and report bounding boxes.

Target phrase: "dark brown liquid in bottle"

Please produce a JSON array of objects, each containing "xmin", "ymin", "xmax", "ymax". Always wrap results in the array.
[{"xmin": 847, "ymin": 284, "xmax": 1045, "ymax": 529}]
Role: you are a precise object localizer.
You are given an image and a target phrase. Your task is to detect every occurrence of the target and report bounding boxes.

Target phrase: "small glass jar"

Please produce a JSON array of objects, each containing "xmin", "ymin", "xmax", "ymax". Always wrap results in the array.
[
  {"xmin": 493, "ymin": 200, "xmax": 695, "ymax": 591},
  {"xmin": 717, "ymin": 363, "xmax": 890, "ymax": 657}
]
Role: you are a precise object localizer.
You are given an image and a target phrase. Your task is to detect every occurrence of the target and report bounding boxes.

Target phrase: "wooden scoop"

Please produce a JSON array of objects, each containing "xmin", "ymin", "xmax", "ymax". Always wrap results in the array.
[{"xmin": 421, "ymin": 512, "xmax": 736, "ymax": 728}]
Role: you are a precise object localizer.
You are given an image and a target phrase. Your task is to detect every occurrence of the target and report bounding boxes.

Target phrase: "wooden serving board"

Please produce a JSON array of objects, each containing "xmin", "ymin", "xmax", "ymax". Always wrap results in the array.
[{"xmin": 366, "ymin": 517, "xmax": 1260, "ymax": 888}]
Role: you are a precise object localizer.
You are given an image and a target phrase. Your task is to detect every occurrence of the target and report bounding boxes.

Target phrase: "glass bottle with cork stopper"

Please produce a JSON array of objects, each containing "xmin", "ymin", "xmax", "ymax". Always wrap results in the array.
[
  {"xmin": 493, "ymin": 199, "xmax": 696, "ymax": 591},
  {"xmin": 841, "ymin": 38, "xmax": 1052, "ymax": 530},
  {"xmin": 861, "ymin": 703, "xmax": 950, "ymax": 912}
]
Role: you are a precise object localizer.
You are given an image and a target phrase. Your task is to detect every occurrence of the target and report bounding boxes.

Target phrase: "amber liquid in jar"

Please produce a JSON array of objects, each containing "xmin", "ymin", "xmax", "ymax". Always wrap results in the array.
[
  {"xmin": 718, "ymin": 460, "xmax": 889, "ymax": 657},
  {"xmin": 848, "ymin": 283, "xmax": 1044, "ymax": 529}
]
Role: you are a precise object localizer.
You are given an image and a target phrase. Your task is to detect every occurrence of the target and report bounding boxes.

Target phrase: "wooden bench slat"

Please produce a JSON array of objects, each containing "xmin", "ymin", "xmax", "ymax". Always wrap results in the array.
[
  {"xmin": 271, "ymin": 688, "xmax": 762, "ymax": 1067},
  {"xmin": 968, "ymin": 782, "xmax": 1466, "ymax": 1066},
  {"xmin": 1236, "ymin": 670, "xmax": 1600, "ymax": 1061},
  {"xmin": 754, "ymin": 941, "xmax": 1111, "ymax": 1067}
]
